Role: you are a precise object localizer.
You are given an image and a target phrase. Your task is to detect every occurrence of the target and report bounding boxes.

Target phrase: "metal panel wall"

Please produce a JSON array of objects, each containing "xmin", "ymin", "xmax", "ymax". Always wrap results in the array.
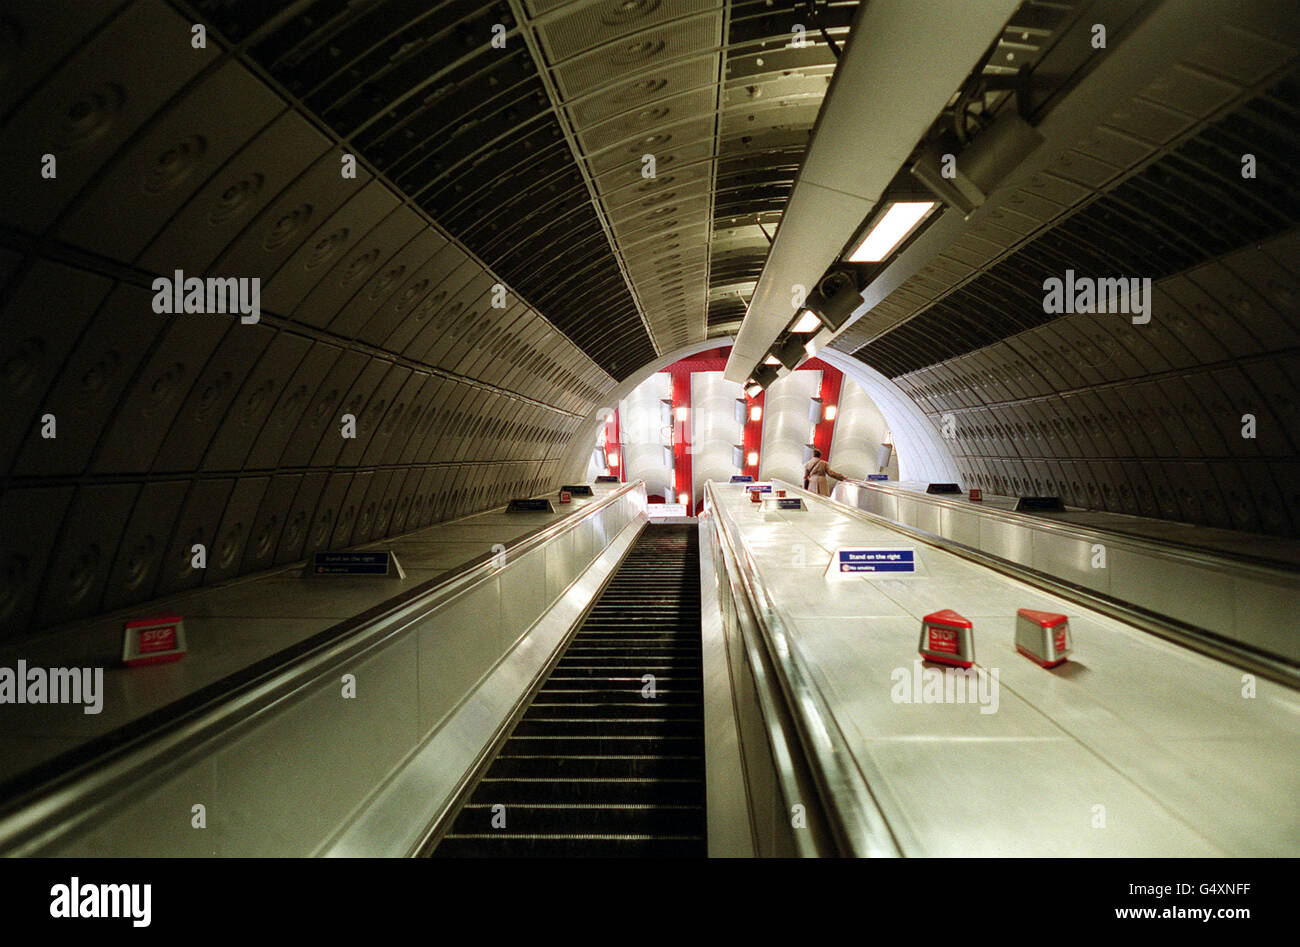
[{"xmin": 0, "ymin": 1, "xmax": 616, "ymax": 641}]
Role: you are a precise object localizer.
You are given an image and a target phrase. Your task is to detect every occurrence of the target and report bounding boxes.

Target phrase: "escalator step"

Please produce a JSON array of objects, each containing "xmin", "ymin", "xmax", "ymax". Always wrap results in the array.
[
  {"xmin": 521, "ymin": 711, "xmax": 700, "ymax": 724},
  {"xmin": 488, "ymin": 755, "xmax": 703, "ymax": 779},
  {"xmin": 467, "ymin": 776, "xmax": 704, "ymax": 805},
  {"xmin": 503, "ymin": 736, "xmax": 703, "ymax": 756},
  {"xmin": 449, "ymin": 802, "xmax": 703, "ymax": 835},
  {"xmin": 510, "ymin": 717, "xmax": 701, "ymax": 737},
  {"xmin": 434, "ymin": 524, "xmax": 705, "ymax": 858},
  {"xmin": 433, "ymin": 835, "xmax": 704, "ymax": 858}
]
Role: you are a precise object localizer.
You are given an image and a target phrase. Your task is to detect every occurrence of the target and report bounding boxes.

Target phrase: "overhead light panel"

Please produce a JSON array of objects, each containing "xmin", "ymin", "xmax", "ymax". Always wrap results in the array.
[
  {"xmin": 824, "ymin": 404, "xmax": 837, "ymax": 421},
  {"xmin": 674, "ymin": 405, "xmax": 688, "ymax": 422},
  {"xmin": 747, "ymin": 451, "xmax": 759, "ymax": 466},
  {"xmin": 848, "ymin": 201, "xmax": 935, "ymax": 262},
  {"xmin": 749, "ymin": 405, "xmax": 762, "ymax": 422},
  {"xmin": 791, "ymin": 309, "xmax": 821, "ymax": 333},
  {"xmin": 763, "ymin": 354, "xmax": 781, "ymax": 366}
]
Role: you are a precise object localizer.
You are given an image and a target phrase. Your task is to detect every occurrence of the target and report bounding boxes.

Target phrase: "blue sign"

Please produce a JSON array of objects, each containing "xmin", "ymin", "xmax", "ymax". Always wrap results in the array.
[
  {"xmin": 837, "ymin": 549, "xmax": 916, "ymax": 574},
  {"xmin": 745, "ymin": 484, "xmax": 773, "ymax": 493},
  {"xmin": 867, "ymin": 474, "xmax": 889, "ymax": 481},
  {"xmin": 776, "ymin": 498, "xmax": 804, "ymax": 510},
  {"xmin": 313, "ymin": 551, "xmax": 393, "ymax": 576},
  {"xmin": 730, "ymin": 475, "xmax": 755, "ymax": 483},
  {"xmin": 508, "ymin": 498, "xmax": 555, "ymax": 512}
]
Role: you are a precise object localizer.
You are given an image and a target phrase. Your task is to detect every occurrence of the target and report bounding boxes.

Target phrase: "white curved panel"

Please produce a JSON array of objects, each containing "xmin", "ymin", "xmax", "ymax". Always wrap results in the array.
[
  {"xmin": 691, "ymin": 371, "xmax": 745, "ymax": 504},
  {"xmin": 759, "ymin": 370, "xmax": 820, "ymax": 484},
  {"xmin": 816, "ymin": 348, "xmax": 961, "ymax": 485},
  {"xmin": 830, "ymin": 375, "xmax": 900, "ymax": 480}
]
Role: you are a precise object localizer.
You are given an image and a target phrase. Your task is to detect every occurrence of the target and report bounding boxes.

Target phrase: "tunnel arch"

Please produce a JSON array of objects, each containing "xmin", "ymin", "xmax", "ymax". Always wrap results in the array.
[{"xmin": 558, "ymin": 338, "xmax": 962, "ymax": 485}]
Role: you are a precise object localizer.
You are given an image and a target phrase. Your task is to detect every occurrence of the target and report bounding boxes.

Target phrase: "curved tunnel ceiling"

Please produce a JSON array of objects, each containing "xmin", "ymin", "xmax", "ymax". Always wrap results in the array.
[
  {"xmin": 0, "ymin": 0, "xmax": 1296, "ymax": 646},
  {"xmin": 843, "ymin": 74, "xmax": 1300, "ymax": 376},
  {"xmin": 830, "ymin": 20, "xmax": 1300, "ymax": 538},
  {"xmin": 0, "ymin": 0, "xmax": 860, "ymax": 640},
  {"xmin": 196, "ymin": 0, "xmax": 862, "ymax": 374}
]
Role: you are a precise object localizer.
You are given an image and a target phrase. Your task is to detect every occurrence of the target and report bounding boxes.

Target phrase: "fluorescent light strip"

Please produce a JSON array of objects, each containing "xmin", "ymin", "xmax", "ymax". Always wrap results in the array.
[
  {"xmin": 848, "ymin": 201, "xmax": 935, "ymax": 263},
  {"xmin": 791, "ymin": 309, "xmax": 821, "ymax": 333}
]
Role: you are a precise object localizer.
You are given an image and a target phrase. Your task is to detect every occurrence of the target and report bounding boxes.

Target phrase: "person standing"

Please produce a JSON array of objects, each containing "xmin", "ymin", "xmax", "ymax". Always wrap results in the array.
[{"xmin": 803, "ymin": 449, "xmax": 845, "ymax": 497}]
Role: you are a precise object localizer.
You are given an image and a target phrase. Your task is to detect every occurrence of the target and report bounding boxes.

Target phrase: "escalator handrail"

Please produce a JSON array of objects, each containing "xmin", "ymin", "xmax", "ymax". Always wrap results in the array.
[
  {"xmin": 699, "ymin": 505, "xmax": 825, "ymax": 857},
  {"xmin": 0, "ymin": 480, "xmax": 647, "ymax": 853},
  {"xmin": 840, "ymin": 477, "xmax": 1300, "ymax": 578},
  {"xmin": 704, "ymin": 481, "xmax": 904, "ymax": 858}
]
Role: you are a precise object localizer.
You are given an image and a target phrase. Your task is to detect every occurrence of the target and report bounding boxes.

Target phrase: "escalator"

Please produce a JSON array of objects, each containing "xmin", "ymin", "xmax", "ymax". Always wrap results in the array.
[{"xmin": 432, "ymin": 524, "xmax": 706, "ymax": 856}]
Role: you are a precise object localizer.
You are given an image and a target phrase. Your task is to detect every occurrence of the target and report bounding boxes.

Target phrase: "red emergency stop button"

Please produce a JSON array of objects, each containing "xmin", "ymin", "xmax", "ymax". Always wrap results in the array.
[
  {"xmin": 918, "ymin": 609, "xmax": 975, "ymax": 668},
  {"xmin": 1016, "ymin": 608, "xmax": 1072, "ymax": 667},
  {"xmin": 122, "ymin": 614, "xmax": 188, "ymax": 667}
]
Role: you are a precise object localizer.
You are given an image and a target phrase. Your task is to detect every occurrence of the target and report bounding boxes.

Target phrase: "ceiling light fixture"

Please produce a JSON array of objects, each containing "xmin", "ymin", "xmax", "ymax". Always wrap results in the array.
[
  {"xmin": 791, "ymin": 309, "xmax": 821, "ymax": 333},
  {"xmin": 847, "ymin": 201, "xmax": 935, "ymax": 262},
  {"xmin": 909, "ymin": 112, "xmax": 1045, "ymax": 218}
]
